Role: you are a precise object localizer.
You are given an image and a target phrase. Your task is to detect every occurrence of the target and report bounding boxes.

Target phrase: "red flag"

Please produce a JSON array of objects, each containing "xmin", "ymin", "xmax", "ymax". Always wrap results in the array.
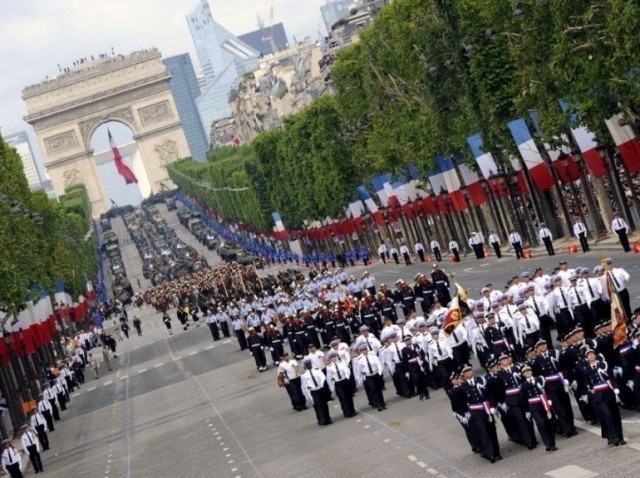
[{"xmin": 108, "ymin": 129, "xmax": 138, "ymax": 185}]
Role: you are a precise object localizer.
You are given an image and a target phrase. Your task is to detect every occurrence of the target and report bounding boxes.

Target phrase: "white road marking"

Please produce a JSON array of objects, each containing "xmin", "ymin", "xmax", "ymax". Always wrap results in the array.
[
  {"xmin": 225, "ymin": 454, "xmax": 231, "ymax": 457},
  {"xmin": 407, "ymin": 455, "xmax": 417, "ymax": 462},
  {"xmin": 223, "ymin": 340, "xmax": 232, "ymax": 344},
  {"xmin": 228, "ymin": 460, "xmax": 234, "ymax": 464},
  {"xmin": 138, "ymin": 368, "xmax": 147, "ymax": 374},
  {"xmin": 208, "ymin": 424, "xmax": 213, "ymax": 427},
  {"xmin": 104, "ymin": 381, "xmax": 113, "ymax": 386},
  {"xmin": 544, "ymin": 465, "xmax": 599, "ymax": 478},
  {"xmin": 217, "ymin": 437, "xmax": 221, "ymax": 440},
  {"xmin": 154, "ymin": 362, "xmax": 164, "ymax": 368},
  {"xmin": 205, "ymin": 345, "xmax": 215, "ymax": 350},
  {"xmin": 88, "ymin": 387, "xmax": 96, "ymax": 391},
  {"xmin": 120, "ymin": 375, "xmax": 128, "ymax": 380},
  {"xmin": 72, "ymin": 393, "xmax": 80, "ymax": 397},
  {"xmin": 363, "ymin": 425, "xmax": 370, "ymax": 429},
  {"xmin": 627, "ymin": 443, "xmax": 640, "ymax": 451},
  {"xmin": 223, "ymin": 448, "xmax": 229, "ymax": 451},
  {"xmin": 427, "ymin": 468, "xmax": 438, "ymax": 475},
  {"xmin": 189, "ymin": 351, "xmax": 198, "ymax": 356},
  {"xmin": 417, "ymin": 462, "xmax": 427, "ymax": 468},
  {"xmin": 173, "ymin": 357, "xmax": 182, "ymax": 361},
  {"xmin": 383, "ymin": 439, "xmax": 390, "ymax": 443}
]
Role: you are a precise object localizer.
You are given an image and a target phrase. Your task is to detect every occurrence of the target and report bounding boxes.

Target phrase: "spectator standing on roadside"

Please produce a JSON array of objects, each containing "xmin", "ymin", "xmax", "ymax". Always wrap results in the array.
[
  {"xmin": 102, "ymin": 346, "xmax": 113, "ymax": 372},
  {"xmin": 90, "ymin": 354, "xmax": 99, "ymax": 379},
  {"xmin": 133, "ymin": 316, "xmax": 142, "ymax": 336}
]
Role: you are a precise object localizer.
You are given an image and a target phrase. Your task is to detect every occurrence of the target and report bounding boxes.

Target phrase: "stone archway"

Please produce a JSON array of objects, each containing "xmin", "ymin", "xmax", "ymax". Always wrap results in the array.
[{"xmin": 22, "ymin": 49, "xmax": 188, "ymax": 218}]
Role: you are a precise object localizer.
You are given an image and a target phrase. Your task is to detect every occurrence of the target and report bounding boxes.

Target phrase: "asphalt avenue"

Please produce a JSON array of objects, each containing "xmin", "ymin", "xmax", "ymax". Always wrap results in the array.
[{"xmin": 42, "ymin": 205, "xmax": 640, "ymax": 478}]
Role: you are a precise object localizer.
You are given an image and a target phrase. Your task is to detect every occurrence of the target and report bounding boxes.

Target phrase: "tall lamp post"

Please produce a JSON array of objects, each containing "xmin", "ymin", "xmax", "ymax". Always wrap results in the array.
[
  {"xmin": 568, "ymin": 148, "xmax": 607, "ymax": 238},
  {"xmin": 558, "ymin": 153, "xmax": 587, "ymax": 228}
]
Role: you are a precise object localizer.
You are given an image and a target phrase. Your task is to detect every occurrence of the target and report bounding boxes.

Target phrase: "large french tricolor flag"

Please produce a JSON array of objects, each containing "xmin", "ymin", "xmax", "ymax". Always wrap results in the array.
[
  {"xmin": 272, "ymin": 212, "xmax": 287, "ymax": 240},
  {"xmin": 466, "ymin": 134, "xmax": 508, "ymax": 198},
  {"xmin": 108, "ymin": 129, "xmax": 138, "ymax": 185},
  {"xmin": 370, "ymin": 174, "xmax": 392, "ymax": 207},
  {"xmin": 427, "ymin": 168, "xmax": 449, "ymax": 213},
  {"xmin": 458, "ymin": 162, "xmax": 487, "ymax": 206},
  {"xmin": 559, "ymin": 100, "xmax": 606, "ymax": 177},
  {"xmin": 605, "ymin": 114, "xmax": 640, "ymax": 173},
  {"xmin": 507, "ymin": 118, "xmax": 555, "ymax": 191},
  {"xmin": 356, "ymin": 186, "xmax": 385, "ymax": 226},
  {"xmin": 436, "ymin": 155, "xmax": 467, "ymax": 211},
  {"xmin": 528, "ymin": 111, "xmax": 580, "ymax": 183}
]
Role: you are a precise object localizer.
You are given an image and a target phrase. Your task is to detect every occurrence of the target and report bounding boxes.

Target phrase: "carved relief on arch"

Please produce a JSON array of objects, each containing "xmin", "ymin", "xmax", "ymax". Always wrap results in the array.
[{"xmin": 78, "ymin": 107, "xmax": 136, "ymax": 148}]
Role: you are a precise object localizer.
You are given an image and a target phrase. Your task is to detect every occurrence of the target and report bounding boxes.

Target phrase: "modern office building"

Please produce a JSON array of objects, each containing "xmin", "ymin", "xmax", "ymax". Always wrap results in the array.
[
  {"xmin": 4, "ymin": 131, "xmax": 44, "ymax": 190},
  {"xmin": 238, "ymin": 23, "xmax": 289, "ymax": 56},
  {"xmin": 187, "ymin": 0, "xmax": 259, "ymax": 136},
  {"xmin": 163, "ymin": 54, "xmax": 209, "ymax": 162},
  {"xmin": 320, "ymin": 0, "xmax": 353, "ymax": 32}
]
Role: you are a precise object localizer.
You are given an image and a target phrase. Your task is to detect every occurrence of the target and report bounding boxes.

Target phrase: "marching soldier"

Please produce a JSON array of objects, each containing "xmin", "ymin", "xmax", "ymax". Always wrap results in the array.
[
  {"xmin": 402, "ymin": 334, "xmax": 430, "ymax": 400},
  {"xmin": 430, "ymin": 239, "xmax": 442, "ymax": 262},
  {"xmin": 355, "ymin": 343, "xmax": 387, "ymax": 411},
  {"xmin": 431, "ymin": 264, "xmax": 451, "ymax": 306},
  {"xmin": 1, "ymin": 439, "xmax": 22, "ymax": 478},
  {"xmin": 488, "ymin": 230, "xmax": 502, "ymax": 258},
  {"xmin": 301, "ymin": 358, "xmax": 332, "ymax": 426},
  {"xmin": 29, "ymin": 408, "xmax": 50, "ymax": 451},
  {"xmin": 247, "ymin": 328, "xmax": 267, "ymax": 372},
  {"xmin": 326, "ymin": 350, "xmax": 357, "ymax": 417},
  {"xmin": 573, "ymin": 220, "xmax": 590, "ymax": 253},
  {"xmin": 520, "ymin": 366, "xmax": 558, "ymax": 451},
  {"xmin": 277, "ymin": 353, "xmax": 307, "ymax": 412}
]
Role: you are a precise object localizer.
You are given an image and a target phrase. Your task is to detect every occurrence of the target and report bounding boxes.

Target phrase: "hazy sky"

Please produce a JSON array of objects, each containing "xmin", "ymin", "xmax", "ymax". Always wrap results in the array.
[{"xmin": 0, "ymin": 0, "xmax": 331, "ymax": 166}]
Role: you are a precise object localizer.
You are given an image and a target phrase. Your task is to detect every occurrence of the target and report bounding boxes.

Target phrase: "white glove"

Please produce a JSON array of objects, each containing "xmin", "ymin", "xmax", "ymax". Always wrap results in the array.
[
  {"xmin": 269, "ymin": 347, "xmax": 274, "ymax": 352},
  {"xmin": 497, "ymin": 402, "xmax": 508, "ymax": 413},
  {"xmin": 614, "ymin": 388, "xmax": 620, "ymax": 395},
  {"xmin": 490, "ymin": 407, "xmax": 496, "ymax": 415},
  {"xmin": 525, "ymin": 412, "xmax": 531, "ymax": 421},
  {"xmin": 579, "ymin": 394, "xmax": 589, "ymax": 404},
  {"xmin": 405, "ymin": 373, "xmax": 410, "ymax": 379},
  {"xmin": 614, "ymin": 366, "xmax": 623, "ymax": 377},
  {"xmin": 571, "ymin": 380, "xmax": 578, "ymax": 391},
  {"xmin": 627, "ymin": 380, "xmax": 635, "ymax": 391}
]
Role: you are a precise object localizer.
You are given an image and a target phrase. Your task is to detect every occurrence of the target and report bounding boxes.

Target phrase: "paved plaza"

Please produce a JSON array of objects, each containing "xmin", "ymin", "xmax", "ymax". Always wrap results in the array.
[{"xmin": 39, "ymin": 205, "xmax": 640, "ymax": 478}]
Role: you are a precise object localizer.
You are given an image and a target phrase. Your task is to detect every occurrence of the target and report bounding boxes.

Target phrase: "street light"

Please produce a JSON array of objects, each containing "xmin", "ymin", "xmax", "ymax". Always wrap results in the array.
[{"xmin": 568, "ymin": 147, "xmax": 607, "ymax": 237}]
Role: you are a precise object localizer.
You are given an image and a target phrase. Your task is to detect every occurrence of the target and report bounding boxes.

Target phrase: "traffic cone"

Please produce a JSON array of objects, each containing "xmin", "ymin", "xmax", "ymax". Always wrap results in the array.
[
  {"xmin": 523, "ymin": 249, "xmax": 533, "ymax": 259},
  {"xmin": 634, "ymin": 241, "xmax": 640, "ymax": 254},
  {"xmin": 484, "ymin": 246, "xmax": 490, "ymax": 259},
  {"xmin": 568, "ymin": 244, "xmax": 578, "ymax": 254},
  {"xmin": 426, "ymin": 254, "xmax": 432, "ymax": 262}
]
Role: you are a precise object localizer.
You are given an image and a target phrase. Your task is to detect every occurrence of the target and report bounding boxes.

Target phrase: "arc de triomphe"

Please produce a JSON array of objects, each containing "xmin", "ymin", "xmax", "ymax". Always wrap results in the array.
[{"xmin": 22, "ymin": 48, "xmax": 189, "ymax": 217}]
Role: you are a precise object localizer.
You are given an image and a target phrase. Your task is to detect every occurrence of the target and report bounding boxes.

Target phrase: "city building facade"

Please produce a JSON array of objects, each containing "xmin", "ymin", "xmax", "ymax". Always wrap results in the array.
[{"xmin": 163, "ymin": 54, "xmax": 209, "ymax": 162}]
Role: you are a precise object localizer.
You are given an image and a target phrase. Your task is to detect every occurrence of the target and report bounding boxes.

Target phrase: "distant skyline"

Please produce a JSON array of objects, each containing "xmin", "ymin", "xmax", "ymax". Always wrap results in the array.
[{"xmin": 0, "ymin": 0, "xmax": 335, "ymax": 188}]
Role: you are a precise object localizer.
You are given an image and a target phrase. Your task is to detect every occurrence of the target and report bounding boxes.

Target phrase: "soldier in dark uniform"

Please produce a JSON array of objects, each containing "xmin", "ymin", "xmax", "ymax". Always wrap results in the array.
[
  {"xmin": 402, "ymin": 335, "xmax": 430, "ymax": 400},
  {"xmin": 446, "ymin": 370, "xmax": 478, "ymax": 454},
  {"xmin": 291, "ymin": 316, "xmax": 308, "ymax": 358},
  {"xmin": 431, "ymin": 264, "xmax": 451, "ymax": 306},
  {"xmin": 413, "ymin": 274, "xmax": 435, "ymax": 315},
  {"xmin": 265, "ymin": 325, "xmax": 285, "ymax": 365},
  {"xmin": 496, "ymin": 353, "xmax": 535, "ymax": 448},
  {"xmin": 315, "ymin": 307, "xmax": 332, "ymax": 347},
  {"xmin": 376, "ymin": 293, "xmax": 397, "ymax": 324},
  {"xmin": 302, "ymin": 310, "xmax": 321, "ymax": 349},
  {"xmin": 582, "ymin": 349, "xmax": 626, "ymax": 446},
  {"xmin": 532, "ymin": 340, "xmax": 577, "ymax": 437},
  {"xmin": 333, "ymin": 307, "xmax": 352, "ymax": 345},
  {"xmin": 454, "ymin": 365, "xmax": 502, "ymax": 463},
  {"xmin": 520, "ymin": 365, "xmax": 558, "ymax": 451},
  {"xmin": 360, "ymin": 298, "xmax": 381, "ymax": 337},
  {"xmin": 247, "ymin": 328, "xmax": 267, "ymax": 372}
]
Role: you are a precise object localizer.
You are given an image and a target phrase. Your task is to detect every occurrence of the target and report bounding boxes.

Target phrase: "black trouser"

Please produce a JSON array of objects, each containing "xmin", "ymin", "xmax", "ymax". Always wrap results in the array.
[
  {"xmin": 539, "ymin": 315, "xmax": 554, "ymax": 347},
  {"xmin": 491, "ymin": 242, "xmax": 501, "ymax": 258},
  {"xmin": 5, "ymin": 462, "xmax": 22, "ymax": 478},
  {"xmin": 530, "ymin": 406, "xmax": 555, "ymax": 448},
  {"xmin": 334, "ymin": 379, "xmax": 356, "ymax": 417},
  {"xmin": 433, "ymin": 247, "xmax": 442, "ymax": 261},
  {"xmin": 235, "ymin": 330, "xmax": 248, "ymax": 350},
  {"xmin": 417, "ymin": 250, "xmax": 425, "ymax": 262},
  {"xmin": 363, "ymin": 375, "xmax": 385, "ymax": 409},
  {"xmin": 392, "ymin": 364, "xmax": 410, "ymax": 397},
  {"xmin": 578, "ymin": 233, "xmax": 589, "ymax": 252},
  {"xmin": 270, "ymin": 341, "xmax": 284, "ymax": 363},
  {"xmin": 209, "ymin": 323, "xmax": 220, "ymax": 341},
  {"xmin": 593, "ymin": 392, "xmax": 624, "ymax": 441},
  {"xmin": 505, "ymin": 401, "xmax": 534, "ymax": 446},
  {"xmin": 56, "ymin": 392, "xmax": 66, "ymax": 411},
  {"xmin": 380, "ymin": 252, "xmax": 387, "ymax": 264},
  {"xmin": 65, "ymin": 376, "xmax": 73, "ymax": 393},
  {"xmin": 402, "ymin": 253, "xmax": 411, "ymax": 265},
  {"xmin": 468, "ymin": 411, "xmax": 500, "ymax": 460},
  {"xmin": 220, "ymin": 321, "xmax": 230, "ymax": 338},
  {"xmin": 512, "ymin": 241, "xmax": 523, "ymax": 259},
  {"xmin": 47, "ymin": 399, "xmax": 60, "ymax": 421},
  {"xmin": 26, "ymin": 444, "xmax": 43, "ymax": 472},
  {"xmin": 310, "ymin": 389, "xmax": 331, "ymax": 425},
  {"xmin": 392, "ymin": 253, "xmax": 399, "ymax": 264},
  {"xmin": 251, "ymin": 345, "xmax": 267, "ymax": 369},
  {"xmin": 555, "ymin": 309, "xmax": 574, "ymax": 337},
  {"xmin": 41, "ymin": 410, "xmax": 54, "ymax": 431},
  {"xmin": 35, "ymin": 424, "xmax": 49, "ymax": 450},
  {"xmin": 285, "ymin": 377, "xmax": 306, "ymax": 411},
  {"xmin": 615, "ymin": 230, "xmax": 630, "ymax": 252},
  {"xmin": 542, "ymin": 237, "xmax": 555, "ymax": 255},
  {"xmin": 407, "ymin": 364, "xmax": 429, "ymax": 398}
]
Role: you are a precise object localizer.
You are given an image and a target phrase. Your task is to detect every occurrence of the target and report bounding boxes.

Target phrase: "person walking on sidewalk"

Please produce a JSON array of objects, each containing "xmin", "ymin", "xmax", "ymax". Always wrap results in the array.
[
  {"xmin": 573, "ymin": 220, "xmax": 590, "ymax": 253},
  {"xmin": 133, "ymin": 316, "xmax": 142, "ymax": 336},
  {"xmin": 90, "ymin": 353, "xmax": 99, "ymax": 379},
  {"xmin": 538, "ymin": 224, "xmax": 555, "ymax": 256},
  {"xmin": 1, "ymin": 439, "xmax": 23, "ymax": 478},
  {"xmin": 113, "ymin": 320, "xmax": 123, "ymax": 341},
  {"xmin": 102, "ymin": 346, "xmax": 113, "ymax": 372}
]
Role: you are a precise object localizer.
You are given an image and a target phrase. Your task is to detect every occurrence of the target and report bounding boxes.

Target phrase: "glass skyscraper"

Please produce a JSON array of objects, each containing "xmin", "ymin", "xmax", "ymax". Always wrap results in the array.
[
  {"xmin": 4, "ymin": 131, "xmax": 43, "ymax": 189},
  {"xmin": 187, "ymin": 0, "xmax": 259, "ymax": 136},
  {"xmin": 163, "ymin": 54, "xmax": 209, "ymax": 162},
  {"xmin": 320, "ymin": 0, "xmax": 353, "ymax": 32}
]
